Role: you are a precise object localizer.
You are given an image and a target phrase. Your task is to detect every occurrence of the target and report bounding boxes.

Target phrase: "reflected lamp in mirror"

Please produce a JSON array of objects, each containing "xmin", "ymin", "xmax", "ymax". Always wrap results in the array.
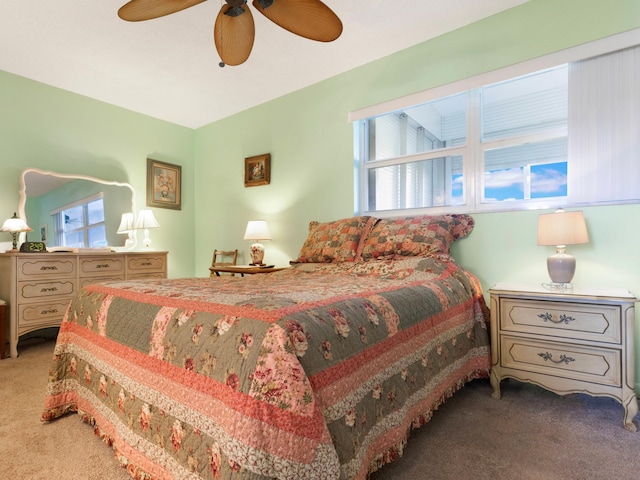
[
  {"xmin": 537, "ymin": 208, "xmax": 589, "ymax": 285},
  {"xmin": 135, "ymin": 209, "xmax": 160, "ymax": 249},
  {"xmin": 1, "ymin": 212, "xmax": 33, "ymax": 252},
  {"xmin": 243, "ymin": 220, "xmax": 271, "ymax": 265},
  {"xmin": 117, "ymin": 212, "xmax": 136, "ymax": 250}
]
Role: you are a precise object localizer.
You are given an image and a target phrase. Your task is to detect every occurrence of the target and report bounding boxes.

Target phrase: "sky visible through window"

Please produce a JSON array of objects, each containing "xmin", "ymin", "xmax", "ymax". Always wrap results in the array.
[
  {"xmin": 485, "ymin": 161, "xmax": 567, "ymax": 201},
  {"xmin": 452, "ymin": 161, "xmax": 567, "ymax": 203}
]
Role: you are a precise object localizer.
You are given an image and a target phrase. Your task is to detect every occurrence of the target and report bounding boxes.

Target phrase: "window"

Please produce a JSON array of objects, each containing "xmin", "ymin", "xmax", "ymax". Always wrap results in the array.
[
  {"xmin": 353, "ymin": 35, "xmax": 640, "ymax": 215},
  {"xmin": 52, "ymin": 194, "xmax": 107, "ymax": 247}
]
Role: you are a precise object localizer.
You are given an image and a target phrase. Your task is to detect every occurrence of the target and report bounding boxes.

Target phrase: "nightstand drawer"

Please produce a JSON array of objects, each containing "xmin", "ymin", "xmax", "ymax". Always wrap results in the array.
[
  {"xmin": 501, "ymin": 335, "xmax": 621, "ymax": 387},
  {"xmin": 500, "ymin": 298, "xmax": 621, "ymax": 344}
]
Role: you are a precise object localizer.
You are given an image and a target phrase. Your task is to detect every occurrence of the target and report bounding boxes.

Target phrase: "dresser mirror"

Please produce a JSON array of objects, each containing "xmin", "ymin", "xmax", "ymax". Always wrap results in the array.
[{"xmin": 18, "ymin": 168, "xmax": 136, "ymax": 248}]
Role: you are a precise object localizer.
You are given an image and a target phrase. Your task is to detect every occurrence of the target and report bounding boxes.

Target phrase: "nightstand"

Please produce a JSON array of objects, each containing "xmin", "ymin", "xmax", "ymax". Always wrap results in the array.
[{"xmin": 489, "ymin": 283, "xmax": 638, "ymax": 431}]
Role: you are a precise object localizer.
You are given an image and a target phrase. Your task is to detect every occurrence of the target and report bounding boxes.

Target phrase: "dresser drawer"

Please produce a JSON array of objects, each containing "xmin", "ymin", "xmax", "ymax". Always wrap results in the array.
[
  {"xmin": 80, "ymin": 276, "xmax": 125, "ymax": 288},
  {"xmin": 18, "ymin": 279, "xmax": 77, "ymax": 301},
  {"xmin": 500, "ymin": 298, "xmax": 621, "ymax": 344},
  {"xmin": 17, "ymin": 257, "xmax": 76, "ymax": 280},
  {"xmin": 19, "ymin": 300, "xmax": 70, "ymax": 326},
  {"xmin": 500, "ymin": 335, "xmax": 621, "ymax": 387},
  {"xmin": 126, "ymin": 254, "xmax": 166, "ymax": 274},
  {"xmin": 128, "ymin": 272, "xmax": 166, "ymax": 280},
  {"xmin": 79, "ymin": 256, "xmax": 125, "ymax": 277}
]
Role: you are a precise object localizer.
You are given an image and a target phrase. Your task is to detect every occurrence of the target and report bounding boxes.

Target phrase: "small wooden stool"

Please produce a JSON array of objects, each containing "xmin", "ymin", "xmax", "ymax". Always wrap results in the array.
[{"xmin": 0, "ymin": 299, "xmax": 6, "ymax": 360}]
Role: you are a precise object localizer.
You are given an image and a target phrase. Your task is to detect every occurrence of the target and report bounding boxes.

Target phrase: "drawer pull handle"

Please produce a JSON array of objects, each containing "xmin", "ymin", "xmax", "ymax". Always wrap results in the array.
[
  {"xmin": 40, "ymin": 287, "xmax": 58, "ymax": 293},
  {"xmin": 140, "ymin": 262, "xmax": 152, "ymax": 266},
  {"xmin": 41, "ymin": 308, "xmax": 59, "ymax": 315},
  {"xmin": 95, "ymin": 264, "xmax": 110, "ymax": 269},
  {"xmin": 538, "ymin": 352, "xmax": 575, "ymax": 364},
  {"xmin": 537, "ymin": 312, "xmax": 576, "ymax": 324},
  {"xmin": 40, "ymin": 265, "xmax": 59, "ymax": 271}
]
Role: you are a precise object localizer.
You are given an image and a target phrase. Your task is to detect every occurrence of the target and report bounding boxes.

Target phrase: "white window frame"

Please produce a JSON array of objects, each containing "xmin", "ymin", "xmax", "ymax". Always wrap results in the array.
[
  {"xmin": 51, "ymin": 193, "xmax": 106, "ymax": 247},
  {"xmin": 350, "ymin": 29, "xmax": 640, "ymax": 216}
]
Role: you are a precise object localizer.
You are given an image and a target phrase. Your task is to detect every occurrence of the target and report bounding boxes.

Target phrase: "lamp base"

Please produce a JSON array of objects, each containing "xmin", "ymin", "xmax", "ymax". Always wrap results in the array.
[
  {"xmin": 250, "ymin": 242, "xmax": 265, "ymax": 265},
  {"xmin": 141, "ymin": 229, "xmax": 155, "ymax": 250},
  {"xmin": 547, "ymin": 251, "xmax": 576, "ymax": 285}
]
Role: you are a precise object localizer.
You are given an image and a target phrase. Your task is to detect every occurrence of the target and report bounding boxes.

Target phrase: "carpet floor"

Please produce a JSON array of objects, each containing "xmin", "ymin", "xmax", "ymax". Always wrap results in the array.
[{"xmin": 2, "ymin": 337, "xmax": 640, "ymax": 479}]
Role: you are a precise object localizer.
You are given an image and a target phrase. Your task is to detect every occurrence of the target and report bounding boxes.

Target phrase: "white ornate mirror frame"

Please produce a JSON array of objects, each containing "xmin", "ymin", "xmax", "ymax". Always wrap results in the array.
[{"xmin": 17, "ymin": 168, "xmax": 137, "ymax": 250}]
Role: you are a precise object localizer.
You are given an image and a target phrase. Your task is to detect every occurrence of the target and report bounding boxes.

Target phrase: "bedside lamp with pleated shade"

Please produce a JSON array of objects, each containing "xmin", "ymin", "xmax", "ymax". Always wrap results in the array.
[
  {"xmin": 537, "ymin": 208, "xmax": 589, "ymax": 285},
  {"xmin": 243, "ymin": 220, "xmax": 271, "ymax": 265}
]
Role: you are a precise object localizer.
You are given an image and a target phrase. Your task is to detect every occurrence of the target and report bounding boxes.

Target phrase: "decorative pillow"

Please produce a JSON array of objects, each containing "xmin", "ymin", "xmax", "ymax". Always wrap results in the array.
[
  {"xmin": 360, "ymin": 214, "xmax": 474, "ymax": 259},
  {"xmin": 294, "ymin": 216, "xmax": 376, "ymax": 263}
]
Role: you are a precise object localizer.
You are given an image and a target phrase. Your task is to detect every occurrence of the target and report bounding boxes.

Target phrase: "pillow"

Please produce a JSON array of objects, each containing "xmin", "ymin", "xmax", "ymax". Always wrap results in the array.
[
  {"xmin": 294, "ymin": 216, "xmax": 376, "ymax": 263},
  {"xmin": 360, "ymin": 214, "xmax": 474, "ymax": 259}
]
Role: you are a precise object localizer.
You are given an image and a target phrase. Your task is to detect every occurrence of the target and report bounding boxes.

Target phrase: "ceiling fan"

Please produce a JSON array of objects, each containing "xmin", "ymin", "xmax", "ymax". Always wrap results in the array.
[{"xmin": 118, "ymin": 0, "xmax": 343, "ymax": 67}]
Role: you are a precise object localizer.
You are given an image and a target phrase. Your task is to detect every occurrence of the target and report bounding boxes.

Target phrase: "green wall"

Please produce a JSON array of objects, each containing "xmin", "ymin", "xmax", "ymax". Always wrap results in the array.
[{"xmin": 193, "ymin": 0, "xmax": 640, "ymax": 388}]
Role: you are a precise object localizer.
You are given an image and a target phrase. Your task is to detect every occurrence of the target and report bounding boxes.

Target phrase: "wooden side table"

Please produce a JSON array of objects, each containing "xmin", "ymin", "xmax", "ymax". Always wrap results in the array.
[
  {"xmin": 209, "ymin": 265, "xmax": 287, "ymax": 277},
  {"xmin": 0, "ymin": 300, "xmax": 6, "ymax": 360}
]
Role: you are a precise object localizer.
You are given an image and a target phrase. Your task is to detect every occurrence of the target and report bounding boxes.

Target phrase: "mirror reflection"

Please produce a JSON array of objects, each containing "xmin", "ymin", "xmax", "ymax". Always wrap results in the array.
[{"xmin": 19, "ymin": 169, "xmax": 136, "ymax": 248}]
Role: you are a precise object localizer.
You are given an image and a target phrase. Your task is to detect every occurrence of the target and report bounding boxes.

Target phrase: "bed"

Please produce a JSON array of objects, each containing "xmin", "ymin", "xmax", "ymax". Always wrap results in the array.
[{"xmin": 42, "ymin": 214, "xmax": 491, "ymax": 480}]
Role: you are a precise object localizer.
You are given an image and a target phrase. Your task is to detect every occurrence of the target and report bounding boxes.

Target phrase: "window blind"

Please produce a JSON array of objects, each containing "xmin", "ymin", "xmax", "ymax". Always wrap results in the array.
[{"xmin": 568, "ymin": 45, "xmax": 640, "ymax": 204}]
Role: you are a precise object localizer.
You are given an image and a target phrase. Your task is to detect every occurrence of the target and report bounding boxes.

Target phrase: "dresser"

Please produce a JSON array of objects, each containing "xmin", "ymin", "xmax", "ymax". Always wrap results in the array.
[
  {"xmin": 0, "ymin": 251, "xmax": 167, "ymax": 358},
  {"xmin": 489, "ymin": 283, "xmax": 638, "ymax": 431}
]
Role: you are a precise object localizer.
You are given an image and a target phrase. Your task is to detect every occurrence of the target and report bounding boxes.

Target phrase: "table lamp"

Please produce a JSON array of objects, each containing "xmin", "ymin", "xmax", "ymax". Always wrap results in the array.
[
  {"xmin": 117, "ymin": 212, "xmax": 136, "ymax": 250},
  {"xmin": 135, "ymin": 210, "xmax": 160, "ymax": 249},
  {"xmin": 243, "ymin": 220, "xmax": 271, "ymax": 265},
  {"xmin": 1, "ymin": 212, "xmax": 33, "ymax": 252},
  {"xmin": 537, "ymin": 208, "xmax": 589, "ymax": 285}
]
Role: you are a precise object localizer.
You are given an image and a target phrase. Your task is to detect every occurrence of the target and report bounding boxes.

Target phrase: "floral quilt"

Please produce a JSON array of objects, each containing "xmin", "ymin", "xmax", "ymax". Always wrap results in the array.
[{"xmin": 42, "ymin": 256, "xmax": 490, "ymax": 480}]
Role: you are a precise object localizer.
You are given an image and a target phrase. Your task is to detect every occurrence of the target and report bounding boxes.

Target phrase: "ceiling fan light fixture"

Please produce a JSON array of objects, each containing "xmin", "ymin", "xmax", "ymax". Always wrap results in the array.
[
  {"xmin": 224, "ymin": 6, "xmax": 247, "ymax": 17},
  {"xmin": 117, "ymin": 0, "xmax": 342, "ymax": 67}
]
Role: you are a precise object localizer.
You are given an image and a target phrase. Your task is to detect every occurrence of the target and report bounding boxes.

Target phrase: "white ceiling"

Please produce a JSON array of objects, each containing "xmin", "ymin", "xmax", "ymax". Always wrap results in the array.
[{"xmin": 0, "ymin": 0, "xmax": 528, "ymax": 129}]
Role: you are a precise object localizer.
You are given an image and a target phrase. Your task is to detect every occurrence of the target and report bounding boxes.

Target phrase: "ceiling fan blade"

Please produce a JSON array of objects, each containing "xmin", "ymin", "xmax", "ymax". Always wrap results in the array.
[
  {"xmin": 118, "ymin": 0, "xmax": 206, "ymax": 22},
  {"xmin": 214, "ymin": 3, "xmax": 255, "ymax": 66},
  {"xmin": 252, "ymin": 0, "xmax": 342, "ymax": 42}
]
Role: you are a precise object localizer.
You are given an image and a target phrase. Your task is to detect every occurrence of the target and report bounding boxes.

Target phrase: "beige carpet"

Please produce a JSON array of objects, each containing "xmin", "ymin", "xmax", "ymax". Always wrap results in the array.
[{"xmin": 2, "ymin": 337, "xmax": 640, "ymax": 480}]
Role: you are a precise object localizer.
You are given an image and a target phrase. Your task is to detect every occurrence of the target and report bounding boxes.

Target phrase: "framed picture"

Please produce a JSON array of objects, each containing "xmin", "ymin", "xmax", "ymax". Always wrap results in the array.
[
  {"xmin": 39, "ymin": 225, "xmax": 48, "ymax": 243},
  {"xmin": 244, "ymin": 154, "xmax": 271, "ymax": 187},
  {"xmin": 147, "ymin": 158, "xmax": 182, "ymax": 210}
]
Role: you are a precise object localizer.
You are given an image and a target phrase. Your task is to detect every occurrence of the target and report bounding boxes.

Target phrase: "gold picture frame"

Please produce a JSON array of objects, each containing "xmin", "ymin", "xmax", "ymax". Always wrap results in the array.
[
  {"xmin": 244, "ymin": 154, "xmax": 271, "ymax": 187},
  {"xmin": 147, "ymin": 158, "xmax": 182, "ymax": 210}
]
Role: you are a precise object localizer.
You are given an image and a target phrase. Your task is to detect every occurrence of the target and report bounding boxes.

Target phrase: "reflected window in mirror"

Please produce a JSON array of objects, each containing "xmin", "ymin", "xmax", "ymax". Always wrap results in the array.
[
  {"xmin": 20, "ymin": 169, "xmax": 136, "ymax": 249},
  {"xmin": 52, "ymin": 193, "xmax": 107, "ymax": 248}
]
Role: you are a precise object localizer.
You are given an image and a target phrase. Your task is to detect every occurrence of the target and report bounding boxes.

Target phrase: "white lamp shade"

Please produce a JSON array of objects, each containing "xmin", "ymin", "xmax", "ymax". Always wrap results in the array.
[
  {"xmin": 537, "ymin": 210, "xmax": 589, "ymax": 247},
  {"xmin": 135, "ymin": 210, "xmax": 160, "ymax": 230},
  {"xmin": 1, "ymin": 213, "xmax": 32, "ymax": 233},
  {"xmin": 117, "ymin": 212, "xmax": 135, "ymax": 234},
  {"xmin": 243, "ymin": 220, "xmax": 271, "ymax": 241},
  {"xmin": 537, "ymin": 209, "xmax": 589, "ymax": 285}
]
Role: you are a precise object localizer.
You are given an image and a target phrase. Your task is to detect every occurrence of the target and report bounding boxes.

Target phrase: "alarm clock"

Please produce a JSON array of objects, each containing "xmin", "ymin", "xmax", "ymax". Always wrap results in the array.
[{"xmin": 20, "ymin": 241, "xmax": 47, "ymax": 253}]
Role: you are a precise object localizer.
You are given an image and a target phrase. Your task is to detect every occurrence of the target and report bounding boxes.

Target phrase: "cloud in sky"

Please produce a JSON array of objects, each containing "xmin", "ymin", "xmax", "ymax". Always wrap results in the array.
[
  {"xmin": 531, "ymin": 166, "xmax": 567, "ymax": 194},
  {"xmin": 484, "ymin": 167, "xmax": 525, "ymax": 189}
]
